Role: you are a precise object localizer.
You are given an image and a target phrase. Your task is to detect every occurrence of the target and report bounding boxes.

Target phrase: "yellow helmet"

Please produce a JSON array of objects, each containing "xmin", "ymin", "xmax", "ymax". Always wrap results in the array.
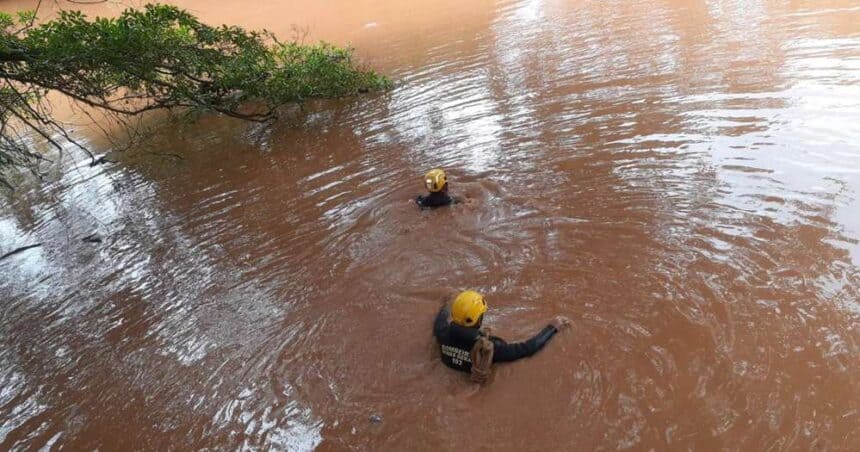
[
  {"xmin": 451, "ymin": 290, "xmax": 487, "ymax": 327},
  {"xmin": 424, "ymin": 168, "xmax": 447, "ymax": 193}
]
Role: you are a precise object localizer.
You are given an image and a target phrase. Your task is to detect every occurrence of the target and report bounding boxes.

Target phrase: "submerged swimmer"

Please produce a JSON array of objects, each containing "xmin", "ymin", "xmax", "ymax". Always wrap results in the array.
[
  {"xmin": 416, "ymin": 168, "xmax": 458, "ymax": 208},
  {"xmin": 433, "ymin": 290, "xmax": 569, "ymax": 381}
]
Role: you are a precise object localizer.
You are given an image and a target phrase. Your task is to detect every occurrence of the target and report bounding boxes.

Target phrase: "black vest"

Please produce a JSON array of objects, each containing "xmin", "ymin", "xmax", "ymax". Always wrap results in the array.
[{"xmin": 436, "ymin": 323, "xmax": 482, "ymax": 373}]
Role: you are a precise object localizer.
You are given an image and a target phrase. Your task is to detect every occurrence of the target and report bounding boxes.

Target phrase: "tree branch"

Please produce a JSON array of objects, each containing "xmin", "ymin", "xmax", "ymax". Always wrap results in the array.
[{"xmin": 0, "ymin": 243, "xmax": 42, "ymax": 260}]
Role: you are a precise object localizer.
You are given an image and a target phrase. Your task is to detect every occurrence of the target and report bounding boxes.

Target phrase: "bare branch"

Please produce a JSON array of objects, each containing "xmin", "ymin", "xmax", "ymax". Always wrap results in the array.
[{"xmin": 0, "ymin": 243, "xmax": 41, "ymax": 260}]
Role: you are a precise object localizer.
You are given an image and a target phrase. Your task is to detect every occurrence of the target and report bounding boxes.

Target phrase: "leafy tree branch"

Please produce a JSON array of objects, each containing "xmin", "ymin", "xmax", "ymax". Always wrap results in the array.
[{"xmin": 0, "ymin": 4, "xmax": 390, "ymax": 188}]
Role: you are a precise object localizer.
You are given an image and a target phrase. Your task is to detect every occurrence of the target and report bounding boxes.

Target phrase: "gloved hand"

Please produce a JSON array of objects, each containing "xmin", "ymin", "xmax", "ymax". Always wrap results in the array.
[{"xmin": 550, "ymin": 316, "xmax": 571, "ymax": 331}]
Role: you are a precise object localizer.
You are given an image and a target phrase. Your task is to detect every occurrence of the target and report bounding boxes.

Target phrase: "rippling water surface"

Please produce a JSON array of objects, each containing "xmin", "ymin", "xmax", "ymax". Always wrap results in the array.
[{"xmin": 2, "ymin": 0, "xmax": 860, "ymax": 450}]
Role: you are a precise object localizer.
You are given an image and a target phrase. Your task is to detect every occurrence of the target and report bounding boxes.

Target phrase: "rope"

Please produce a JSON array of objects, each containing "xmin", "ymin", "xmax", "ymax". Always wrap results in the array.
[{"xmin": 470, "ymin": 334, "xmax": 494, "ymax": 384}]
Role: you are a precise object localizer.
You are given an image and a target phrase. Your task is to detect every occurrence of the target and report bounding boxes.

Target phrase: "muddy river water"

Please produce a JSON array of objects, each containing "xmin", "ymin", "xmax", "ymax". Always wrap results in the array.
[{"xmin": 2, "ymin": 0, "xmax": 860, "ymax": 450}]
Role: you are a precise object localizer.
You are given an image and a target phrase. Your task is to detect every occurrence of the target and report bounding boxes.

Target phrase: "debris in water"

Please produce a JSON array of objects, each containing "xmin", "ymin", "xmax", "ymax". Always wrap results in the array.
[
  {"xmin": 369, "ymin": 414, "xmax": 383, "ymax": 424},
  {"xmin": 82, "ymin": 233, "xmax": 103, "ymax": 244},
  {"xmin": 0, "ymin": 243, "xmax": 41, "ymax": 261}
]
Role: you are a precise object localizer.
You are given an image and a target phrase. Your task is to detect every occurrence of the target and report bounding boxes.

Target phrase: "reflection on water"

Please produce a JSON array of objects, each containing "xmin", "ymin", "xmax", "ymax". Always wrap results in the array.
[{"xmin": 2, "ymin": 0, "xmax": 860, "ymax": 450}]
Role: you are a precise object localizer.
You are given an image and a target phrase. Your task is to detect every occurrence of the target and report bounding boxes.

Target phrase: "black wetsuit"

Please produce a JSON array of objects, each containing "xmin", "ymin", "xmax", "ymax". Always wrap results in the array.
[
  {"xmin": 416, "ymin": 192, "xmax": 455, "ymax": 208},
  {"xmin": 433, "ymin": 307, "xmax": 558, "ymax": 373}
]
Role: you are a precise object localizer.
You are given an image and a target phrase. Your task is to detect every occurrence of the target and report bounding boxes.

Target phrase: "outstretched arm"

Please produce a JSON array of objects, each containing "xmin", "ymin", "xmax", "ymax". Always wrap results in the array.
[{"xmin": 490, "ymin": 324, "xmax": 558, "ymax": 363}]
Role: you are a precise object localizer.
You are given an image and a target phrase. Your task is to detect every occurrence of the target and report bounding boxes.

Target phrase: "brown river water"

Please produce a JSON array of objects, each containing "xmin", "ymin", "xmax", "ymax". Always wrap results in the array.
[{"xmin": 2, "ymin": 0, "xmax": 860, "ymax": 450}]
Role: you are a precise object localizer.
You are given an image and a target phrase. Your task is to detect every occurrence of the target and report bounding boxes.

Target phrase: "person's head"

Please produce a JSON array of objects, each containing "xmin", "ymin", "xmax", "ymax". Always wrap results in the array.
[
  {"xmin": 424, "ymin": 168, "xmax": 448, "ymax": 194},
  {"xmin": 451, "ymin": 290, "xmax": 487, "ymax": 329}
]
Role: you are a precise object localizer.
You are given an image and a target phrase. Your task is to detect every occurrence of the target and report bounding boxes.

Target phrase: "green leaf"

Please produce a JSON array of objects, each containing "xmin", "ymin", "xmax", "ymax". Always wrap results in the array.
[
  {"xmin": 16, "ymin": 10, "xmax": 36, "ymax": 25},
  {"xmin": 0, "ymin": 12, "xmax": 14, "ymax": 29}
]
